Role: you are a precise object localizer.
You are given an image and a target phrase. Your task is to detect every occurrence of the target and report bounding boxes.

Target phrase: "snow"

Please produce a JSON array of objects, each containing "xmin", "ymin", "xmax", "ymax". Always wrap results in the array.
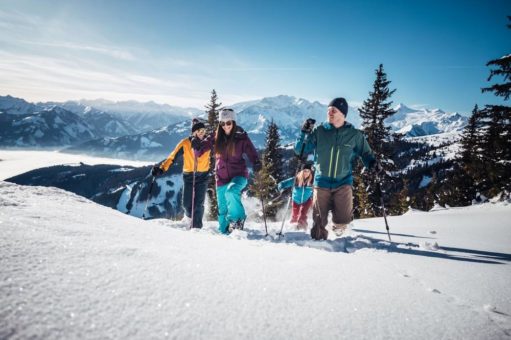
[
  {"xmin": 140, "ymin": 136, "xmax": 163, "ymax": 148},
  {"xmin": 1, "ymin": 181, "xmax": 510, "ymax": 339},
  {"xmin": 0, "ymin": 150, "xmax": 152, "ymax": 180}
]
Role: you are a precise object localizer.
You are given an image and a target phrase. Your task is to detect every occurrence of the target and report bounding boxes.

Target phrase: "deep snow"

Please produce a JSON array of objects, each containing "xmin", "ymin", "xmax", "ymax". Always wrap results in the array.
[{"xmin": 1, "ymin": 181, "xmax": 510, "ymax": 339}]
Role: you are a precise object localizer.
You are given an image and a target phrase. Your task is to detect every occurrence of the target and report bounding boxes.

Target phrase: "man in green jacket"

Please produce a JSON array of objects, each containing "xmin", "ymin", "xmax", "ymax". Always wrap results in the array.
[{"xmin": 295, "ymin": 97, "xmax": 380, "ymax": 240}]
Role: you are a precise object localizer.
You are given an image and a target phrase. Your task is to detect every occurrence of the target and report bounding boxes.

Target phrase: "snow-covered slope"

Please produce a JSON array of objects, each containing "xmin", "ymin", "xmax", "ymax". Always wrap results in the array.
[
  {"xmin": 68, "ymin": 99, "xmax": 203, "ymax": 132},
  {"xmin": 66, "ymin": 121, "xmax": 193, "ymax": 161},
  {"xmin": 390, "ymin": 104, "xmax": 467, "ymax": 137},
  {"xmin": 43, "ymin": 102, "xmax": 140, "ymax": 137},
  {"xmin": 230, "ymin": 95, "xmax": 361, "ymax": 146},
  {"xmin": 0, "ymin": 95, "xmax": 41, "ymax": 115},
  {"xmin": 0, "ymin": 106, "xmax": 97, "ymax": 147},
  {"xmin": 1, "ymin": 181, "xmax": 510, "ymax": 339}
]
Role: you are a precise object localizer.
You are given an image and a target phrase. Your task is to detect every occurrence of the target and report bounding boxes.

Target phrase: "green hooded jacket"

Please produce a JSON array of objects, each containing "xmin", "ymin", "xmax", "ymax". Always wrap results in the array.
[{"xmin": 294, "ymin": 121, "xmax": 375, "ymax": 189}]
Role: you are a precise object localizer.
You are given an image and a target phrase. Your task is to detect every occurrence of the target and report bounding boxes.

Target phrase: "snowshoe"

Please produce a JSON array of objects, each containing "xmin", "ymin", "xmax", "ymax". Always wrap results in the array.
[
  {"xmin": 228, "ymin": 219, "xmax": 245, "ymax": 233},
  {"xmin": 332, "ymin": 224, "xmax": 348, "ymax": 237}
]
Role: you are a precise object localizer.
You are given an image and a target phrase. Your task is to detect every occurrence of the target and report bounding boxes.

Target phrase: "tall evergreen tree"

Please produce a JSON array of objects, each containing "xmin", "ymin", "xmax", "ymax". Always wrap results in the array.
[
  {"xmin": 479, "ymin": 17, "xmax": 511, "ymax": 197},
  {"xmin": 253, "ymin": 119, "xmax": 284, "ymax": 219},
  {"xmin": 204, "ymin": 89, "xmax": 222, "ymax": 220},
  {"xmin": 357, "ymin": 64, "xmax": 398, "ymax": 216},
  {"xmin": 459, "ymin": 104, "xmax": 487, "ymax": 196},
  {"xmin": 262, "ymin": 119, "xmax": 284, "ymax": 183},
  {"xmin": 460, "ymin": 104, "xmax": 481, "ymax": 167}
]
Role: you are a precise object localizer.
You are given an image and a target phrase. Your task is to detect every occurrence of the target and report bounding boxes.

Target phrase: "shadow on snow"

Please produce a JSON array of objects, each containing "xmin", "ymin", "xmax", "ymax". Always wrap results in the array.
[{"xmin": 155, "ymin": 220, "xmax": 511, "ymax": 265}]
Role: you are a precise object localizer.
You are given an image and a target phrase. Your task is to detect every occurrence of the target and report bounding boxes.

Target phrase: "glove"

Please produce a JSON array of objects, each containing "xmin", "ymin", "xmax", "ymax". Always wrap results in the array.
[
  {"xmin": 191, "ymin": 137, "xmax": 202, "ymax": 150},
  {"xmin": 253, "ymin": 161, "xmax": 262, "ymax": 173},
  {"xmin": 151, "ymin": 166, "xmax": 164, "ymax": 177},
  {"xmin": 301, "ymin": 118, "xmax": 316, "ymax": 133}
]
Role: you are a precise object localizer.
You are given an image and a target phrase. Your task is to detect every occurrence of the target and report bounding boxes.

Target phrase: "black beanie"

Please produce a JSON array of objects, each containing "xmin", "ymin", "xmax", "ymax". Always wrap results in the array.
[
  {"xmin": 191, "ymin": 118, "xmax": 205, "ymax": 133},
  {"xmin": 328, "ymin": 97, "xmax": 348, "ymax": 117},
  {"xmin": 301, "ymin": 163, "xmax": 313, "ymax": 171}
]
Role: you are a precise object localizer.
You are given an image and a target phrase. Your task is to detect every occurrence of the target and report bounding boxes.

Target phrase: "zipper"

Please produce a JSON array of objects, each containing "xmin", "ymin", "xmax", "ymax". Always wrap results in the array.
[{"xmin": 328, "ymin": 146, "xmax": 334, "ymax": 178}]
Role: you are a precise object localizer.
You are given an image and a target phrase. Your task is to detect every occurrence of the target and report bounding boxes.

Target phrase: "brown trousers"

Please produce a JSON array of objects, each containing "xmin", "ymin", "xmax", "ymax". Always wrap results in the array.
[{"xmin": 312, "ymin": 185, "xmax": 353, "ymax": 231}]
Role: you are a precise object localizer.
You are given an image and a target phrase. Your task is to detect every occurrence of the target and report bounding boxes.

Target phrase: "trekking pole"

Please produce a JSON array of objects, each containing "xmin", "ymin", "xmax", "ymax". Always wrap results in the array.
[
  {"xmin": 142, "ymin": 176, "xmax": 155, "ymax": 220},
  {"xmin": 190, "ymin": 153, "xmax": 198, "ymax": 229},
  {"xmin": 376, "ymin": 174, "xmax": 392, "ymax": 243},
  {"xmin": 277, "ymin": 121, "xmax": 314, "ymax": 237}
]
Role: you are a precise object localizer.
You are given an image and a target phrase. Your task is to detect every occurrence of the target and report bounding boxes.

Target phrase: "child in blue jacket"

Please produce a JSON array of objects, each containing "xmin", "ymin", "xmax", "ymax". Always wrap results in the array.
[{"xmin": 277, "ymin": 163, "xmax": 314, "ymax": 230}]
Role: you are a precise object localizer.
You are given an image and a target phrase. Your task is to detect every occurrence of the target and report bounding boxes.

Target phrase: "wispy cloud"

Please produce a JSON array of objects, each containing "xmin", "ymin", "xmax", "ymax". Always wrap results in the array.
[
  {"xmin": 22, "ymin": 41, "xmax": 137, "ymax": 61},
  {"xmin": 0, "ymin": 9, "xmax": 282, "ymax": 107},
  {"xmin": 0, "ymin": 50, "xmax": 214, "ymax": 106}
]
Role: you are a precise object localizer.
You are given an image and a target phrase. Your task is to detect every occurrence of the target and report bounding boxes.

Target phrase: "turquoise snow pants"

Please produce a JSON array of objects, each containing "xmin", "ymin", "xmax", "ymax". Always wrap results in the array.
[{"xmin": 216, "ymin": 176, "xmax": 248, "ymax": 234}]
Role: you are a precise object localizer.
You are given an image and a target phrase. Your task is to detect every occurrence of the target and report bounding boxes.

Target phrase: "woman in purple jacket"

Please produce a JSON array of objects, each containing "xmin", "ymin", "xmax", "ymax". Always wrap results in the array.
[{"xmin": 202, "ymin": 108, "xmax": 261, "ymax": 234}]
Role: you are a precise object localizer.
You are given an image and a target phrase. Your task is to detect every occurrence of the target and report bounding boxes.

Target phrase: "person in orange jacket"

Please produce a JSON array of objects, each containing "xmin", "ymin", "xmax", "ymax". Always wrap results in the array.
[{"xmin": 152, "ymin": 119, "xmax": 210, "ymax": 228}]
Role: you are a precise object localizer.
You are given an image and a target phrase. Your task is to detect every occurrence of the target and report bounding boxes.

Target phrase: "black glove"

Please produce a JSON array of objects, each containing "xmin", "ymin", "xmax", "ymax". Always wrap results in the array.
[
  {"xmin": 191, "ymin": 137, "xmax": 202, "ymax": 151},
  {"xmin": 301, "ymin": 118, "xmax": 316, "ymax": 133},
  {"xmin": 151, "ymin": 166, "xmax": 164, "ymax": 177},
  {"xmin": 253, "ymin": 161, "xmax": 262, "ymax": 173}
]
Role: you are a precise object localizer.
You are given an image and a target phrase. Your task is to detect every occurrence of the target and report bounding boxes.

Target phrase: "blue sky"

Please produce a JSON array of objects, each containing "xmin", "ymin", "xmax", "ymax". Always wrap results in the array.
[{"xmin": 0, "ymin": 0, "xmax": 509, "ymax": 113}]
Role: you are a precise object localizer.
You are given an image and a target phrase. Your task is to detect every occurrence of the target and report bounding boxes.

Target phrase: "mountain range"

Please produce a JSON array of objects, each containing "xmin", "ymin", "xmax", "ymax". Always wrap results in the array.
[{"xmin": 0, "ymin": 95, "xmax": 467, "ymax": 160}]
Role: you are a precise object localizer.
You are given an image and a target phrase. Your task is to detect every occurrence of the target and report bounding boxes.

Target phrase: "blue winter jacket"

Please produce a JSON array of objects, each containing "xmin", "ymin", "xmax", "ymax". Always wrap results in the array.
[{"xmin": 277, "ymin": 177, "xmax": 313, "ymax": 204}]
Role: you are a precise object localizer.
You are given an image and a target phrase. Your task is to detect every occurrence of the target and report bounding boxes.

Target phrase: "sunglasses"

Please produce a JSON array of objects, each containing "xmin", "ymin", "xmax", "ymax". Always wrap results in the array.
[{"xmin": 220, "ymin": 120, "xmax": 233, "ymax": 127}]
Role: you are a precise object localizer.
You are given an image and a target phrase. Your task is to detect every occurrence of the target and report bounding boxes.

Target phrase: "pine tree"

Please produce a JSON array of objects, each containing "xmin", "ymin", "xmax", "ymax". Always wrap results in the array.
[
  {"xmin": 204, "ymin": 89, "xmax": 222, "ymax": 220},
  {"xmin": 459, "ymin": 105, "xmax": 486, "ymax": 196},
  {"xmin": 460, "ymin": 104, "xmax": 481, "ymax": 167},
  {"xmin": 353, "ymin": 168, "xmax": 373, "ymax": 218},
  {"xmin": 262, "ymin": 119, "xmax": 284, "ymax": 183},
  {"xmin": 357, "ymin": 64, "xmax": 398, "ymax": 216},
  {"xmin": 393, "ymin": 178, "xmax": 410, "ymax": 215},
  {"xmin": 253, "ymin": 120, "xmax": 284, "ymax": 219},
  {"xmin": 252, "ymin": 165, "xmax": 279, "ymax": 220},
  {"xmin": 479, "ymin": 17, "xmax": 511, "ymax": 197}
]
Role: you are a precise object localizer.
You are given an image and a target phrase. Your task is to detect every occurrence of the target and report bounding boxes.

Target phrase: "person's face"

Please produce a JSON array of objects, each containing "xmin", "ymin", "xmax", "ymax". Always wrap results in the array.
[
  {"xmin": 220, "ymin": 120, "xmax": 234, "ymax": 135},
  {"xmin": 194, "ymin": 128, "xmax": 206, "ymax": 140},
  {"xmin": 303, "ymin": 169, "xmax": 311, "ymax": 177},
  {"xmin": 327, "ymin": 106, "xmax": 345, "ymax": 125}
]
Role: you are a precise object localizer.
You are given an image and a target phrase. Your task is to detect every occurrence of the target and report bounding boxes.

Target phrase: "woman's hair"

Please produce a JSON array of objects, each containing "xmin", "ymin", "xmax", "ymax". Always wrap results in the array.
[
  {"xmin": 215, "ymin": 120, "xmax": 238, "ymax": 156},
  {"xmin": 296, "ymin": 168, "xmax": 313, "ymax": 187}
]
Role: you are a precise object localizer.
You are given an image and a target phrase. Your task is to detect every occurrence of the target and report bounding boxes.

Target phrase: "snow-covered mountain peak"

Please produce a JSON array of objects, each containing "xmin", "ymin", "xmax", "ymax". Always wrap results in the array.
[{"xmin": 395, "ymin": 103, "xmax": 415, "ymax": 114}]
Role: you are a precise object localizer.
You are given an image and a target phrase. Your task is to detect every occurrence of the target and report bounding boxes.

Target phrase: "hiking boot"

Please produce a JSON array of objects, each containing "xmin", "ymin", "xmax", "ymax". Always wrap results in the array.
[
  {"xmin": 297, "ymin": 220, "xmax": 308, "ymax": 230},
  {"xmin": 310, "ymin": 226, "xmax": 328, "ymax": 240},
  {"xmin": 228, "ymin": 219, "xmax": 245, "ymax": 233},
  {"xmin": 332, "ymin": 223, "xmax": 348, "ymax": 237}
]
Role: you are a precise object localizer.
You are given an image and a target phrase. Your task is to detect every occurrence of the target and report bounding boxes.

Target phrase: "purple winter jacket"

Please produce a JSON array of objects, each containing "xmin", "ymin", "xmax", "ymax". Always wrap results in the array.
[{"xmin": 195, "ymin": 126, "xmax": 261, "ymax": 186}]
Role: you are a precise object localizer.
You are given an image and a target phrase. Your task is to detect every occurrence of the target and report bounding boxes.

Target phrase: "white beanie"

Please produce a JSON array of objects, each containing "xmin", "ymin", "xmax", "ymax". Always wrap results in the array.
[{"xmin": 219, "ymin": 108, "xmax": 236, "ymax": 122}]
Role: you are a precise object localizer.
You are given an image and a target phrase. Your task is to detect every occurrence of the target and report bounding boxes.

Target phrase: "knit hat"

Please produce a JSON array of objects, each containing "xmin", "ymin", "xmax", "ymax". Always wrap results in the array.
[
  {"xmin": 328, "ymin": 97, "xmax": 348, "ymax": 117},
  {"xmin": 219, "ymin": 108, "xmax": 236, "ymax": 122},
  {"xmin": 191, "ymin": 118, "xmax": 206, "ymax": 133},
  {"xmin": 301, "ymin": 162, "xmax": 313, "ymax": 171}
]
